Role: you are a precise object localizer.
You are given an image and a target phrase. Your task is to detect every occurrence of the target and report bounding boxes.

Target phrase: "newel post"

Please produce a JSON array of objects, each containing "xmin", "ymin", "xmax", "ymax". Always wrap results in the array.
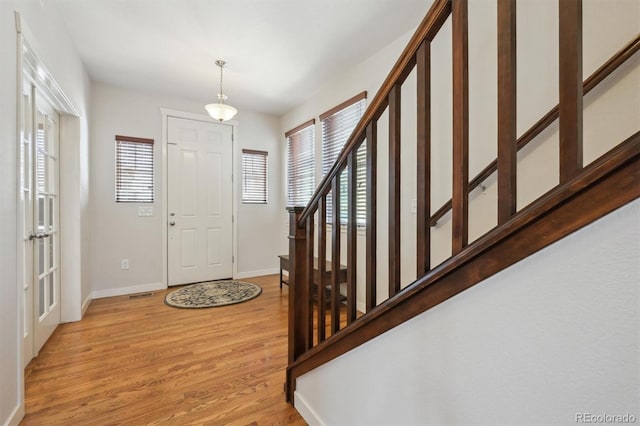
[{"xmin": 287, "ymin": 207, "xmax": 309, "ymax": 365}]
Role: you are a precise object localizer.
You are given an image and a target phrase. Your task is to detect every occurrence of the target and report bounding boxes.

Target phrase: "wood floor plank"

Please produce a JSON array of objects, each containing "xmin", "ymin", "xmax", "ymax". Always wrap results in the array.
[{"xmin": 21, "ymin": 275, "xmax": 307, "ymax": 426}]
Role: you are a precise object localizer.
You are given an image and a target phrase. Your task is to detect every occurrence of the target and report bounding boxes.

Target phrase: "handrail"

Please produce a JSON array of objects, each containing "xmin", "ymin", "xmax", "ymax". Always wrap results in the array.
[
  {"xmin": 288, "ymin": 131, "xmax": 640, "ymax": 383},
  {"xmin": 298, "ymin": 0, "xmax": 452, "ymax": 225},
  {"xmin": 429, "ymin": 33, "xmax": 640, "ymax": 226}
]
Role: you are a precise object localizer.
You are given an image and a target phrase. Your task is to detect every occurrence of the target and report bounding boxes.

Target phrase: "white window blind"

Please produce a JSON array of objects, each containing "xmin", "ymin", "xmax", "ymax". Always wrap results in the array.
[
  {"xmin": 321, "ymin": 92, "xmax": 367, "ymax": 225},
  {"xmin": 286, "ymin": 119, "xmax": 315, "ymax": 207},
  {"xmin": 115, "ymin": 135, "xmax": 154, "ymax": 203},
  {"xmin": 242, "ymin": 149, "xmax": 268, "ymax": 204}
]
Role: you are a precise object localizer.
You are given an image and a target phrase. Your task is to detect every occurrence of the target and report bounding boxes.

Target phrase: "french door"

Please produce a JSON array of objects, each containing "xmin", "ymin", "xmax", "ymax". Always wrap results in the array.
[{"xmin": 20, "ymin": 83, "xmax": 61, "ymax": 365}]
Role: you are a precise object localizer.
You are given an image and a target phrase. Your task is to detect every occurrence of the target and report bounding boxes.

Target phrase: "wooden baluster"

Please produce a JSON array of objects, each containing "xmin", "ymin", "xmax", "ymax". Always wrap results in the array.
[
  {"xmin": 306, "ymin": 214, "xmax": 314, "ymax": 348},
  {"xmin": 287, "ymin": 207, "xmax": 308, "ymax": 363},
  {"xmin": 389, "ymin": 83, "xmax": 401, "ymax": 296},
  {"xmin": 417, "ymin": 40, "xmax": 431, "ymax": 276},
  {"xmin": 347, "ymin": 150, "xmax": 357, "ymax": 323},
  {"xmin": 452, "ymin": 0, "xmax": 469, "ymax": 255},
  {"xmin": 497, "ymin": 0, "xmax": 517, "ymax": 224},
  {"xmin": 559, "ymin": 0, "xmax": 583, "ymax": 183},
  {"xmin": 430, "ymin": 32, "xmax": 638, "ymax": 228},
  {"xmin": 317, "ymin": 196, "xmax": 327, "ymax": 342},
  {"xmin": 331, "ymin": 178, "xmax": 341, "ymax": 334},
  {"xmin": 365, "ymin": 121, "xmax": 377, "ymax": 312}
]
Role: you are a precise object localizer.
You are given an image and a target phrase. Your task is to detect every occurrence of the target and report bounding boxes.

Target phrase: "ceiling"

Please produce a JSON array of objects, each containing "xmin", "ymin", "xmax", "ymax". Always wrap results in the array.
[{"xmin": 52, "ymin": 0, "xmax": 431, "ymax": 116}]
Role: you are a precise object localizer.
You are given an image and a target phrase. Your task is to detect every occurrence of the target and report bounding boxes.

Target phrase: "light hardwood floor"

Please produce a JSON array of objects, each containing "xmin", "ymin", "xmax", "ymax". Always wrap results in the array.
[{"xmin": 22, "ymin": 275, "xmax": 307, "ymax": 425}]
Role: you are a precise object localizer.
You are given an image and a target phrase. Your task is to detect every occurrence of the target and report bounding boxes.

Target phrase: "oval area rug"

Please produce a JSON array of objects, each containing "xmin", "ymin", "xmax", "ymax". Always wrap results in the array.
[{"xmin": 165, "ymin": 280, "xmax": 262, "ymax": 308}]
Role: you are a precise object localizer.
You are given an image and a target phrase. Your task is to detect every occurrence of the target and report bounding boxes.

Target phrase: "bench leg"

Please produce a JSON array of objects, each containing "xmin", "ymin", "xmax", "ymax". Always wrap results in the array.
[{"xmin": 280, "ymin": 268, "xmax": 283, "ymax": 289}]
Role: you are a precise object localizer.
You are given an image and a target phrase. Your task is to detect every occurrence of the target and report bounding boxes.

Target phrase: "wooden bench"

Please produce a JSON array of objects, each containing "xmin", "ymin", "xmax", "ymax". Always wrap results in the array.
[{"xmin": 278, "ymin": 255, "xmax": 348, "ymax": 303}]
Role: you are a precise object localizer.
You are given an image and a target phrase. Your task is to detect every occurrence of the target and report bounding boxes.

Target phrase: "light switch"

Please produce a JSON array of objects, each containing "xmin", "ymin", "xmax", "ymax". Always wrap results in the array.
[
  {"xmin": 411, "ymin": 198, "xmax": 417, "ymax": 214},
  {"xmin": 138, "ymin": 207, "xmax": 154, "ymax": 216}
]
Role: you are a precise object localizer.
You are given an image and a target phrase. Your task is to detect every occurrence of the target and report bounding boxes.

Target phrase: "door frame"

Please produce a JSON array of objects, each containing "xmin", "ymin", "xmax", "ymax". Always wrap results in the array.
[
  {"xmin": 16, "ymin": 13, "xmax": 79, "ymax": 355},
  {"xmin": 15, "ymin": 11, "xmax": 80, "ymax": 421},
  {"xmin": 160, "ymin": 108, "xmax": 238, "ymax": 287}
]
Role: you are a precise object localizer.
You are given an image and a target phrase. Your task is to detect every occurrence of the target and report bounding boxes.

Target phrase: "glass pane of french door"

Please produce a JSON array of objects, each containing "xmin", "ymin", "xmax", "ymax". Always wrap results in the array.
[{"xmin": 32, "ymin": 98, "xmax": 60, "ymax": 354}]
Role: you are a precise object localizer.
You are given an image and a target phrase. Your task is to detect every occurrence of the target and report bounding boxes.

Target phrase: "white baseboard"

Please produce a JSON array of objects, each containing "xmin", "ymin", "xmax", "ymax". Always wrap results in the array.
[
  {"xmin": 5, "ymin": 403, "xmax": 24, "ymax": 426},
  {"xmin": 294, "ymin": 391, "xmax": 325, "ymax": 426},
  {"xmin": 234, "ymin": 268, "xmax": 280, "ymax": 280},
  {"xmin": 92, "ymin": 282, "xmax": 165, "ymax": 299},
  {"xmin": 81, "ymin": 293, "xmax": 92, "ymax": 317}
]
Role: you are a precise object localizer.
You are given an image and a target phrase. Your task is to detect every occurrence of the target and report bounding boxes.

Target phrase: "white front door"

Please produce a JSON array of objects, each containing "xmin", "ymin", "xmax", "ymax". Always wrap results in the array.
[
  {"xmin": 167, "ymin": 117, "xmax": 233, "ymax": 285},
  {"xmin": 20, "ymin": 84, "xmax": 61, "ymax": 363}
]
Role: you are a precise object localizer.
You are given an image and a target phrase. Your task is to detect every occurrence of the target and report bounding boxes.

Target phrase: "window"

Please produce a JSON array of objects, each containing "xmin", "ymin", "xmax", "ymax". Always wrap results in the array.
[
  {"xmin": 320, "ymin": 92, "xmax": 367, "ymax": 225},
  {"xmin": 115, "ymin": 135, "xmax": 154, "ymax": 203},
  {"xmin": 242, "ymin": 149, "xmax": 268, "ymax": 204},
  {"xmin": 286, "ymin": 119, "xmax": 315, "ymax": 207}
]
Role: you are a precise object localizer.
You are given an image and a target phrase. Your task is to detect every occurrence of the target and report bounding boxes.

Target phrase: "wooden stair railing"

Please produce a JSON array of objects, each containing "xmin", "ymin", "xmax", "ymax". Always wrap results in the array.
[
  {"xmin": 285, "ymin": 0, "xmax": 640, "ymax": 402},
  {"xmin": 430, "ymin": 33, "xmax": 640, "ymax": 226}
]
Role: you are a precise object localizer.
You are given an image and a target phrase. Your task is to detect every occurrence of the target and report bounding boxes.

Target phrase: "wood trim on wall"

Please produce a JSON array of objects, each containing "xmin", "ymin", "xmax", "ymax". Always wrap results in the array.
[
  {"xmin": 319, "ymin": 91, "xmax": 367, "ymax": 121},
  {"xmin": 285, "ymin": 119, "xmax": 316, "ymax": 138},
  {"xmin": 115, "ymin": 135, "xmax": 154, "ymax": 144},
  {"xmin": 242, "ymin": 148, "xmax": 268, "ymax": 156}
]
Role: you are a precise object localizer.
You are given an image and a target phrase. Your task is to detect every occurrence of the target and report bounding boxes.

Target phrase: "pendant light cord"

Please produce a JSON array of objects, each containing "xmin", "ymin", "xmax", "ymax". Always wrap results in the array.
[{"xmin": 219, "ymin": 64, "xmax": 224, "ymax": 103}]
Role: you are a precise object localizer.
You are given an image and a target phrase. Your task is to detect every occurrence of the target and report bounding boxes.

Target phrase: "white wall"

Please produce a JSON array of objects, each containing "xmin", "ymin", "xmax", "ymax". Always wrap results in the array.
[
  {"xmin": 0, "ymin": 4, "xmax": 20, "ymax": 423},
  {"xmin": 0, "ymin": 1, "xmax": 90, "ymax": 424},
  {"xmin": 296, "ymin": 200, "xmax": 640, "ymax": 426},
  {"xmin": 90, "ymin": 82, "xmax": 284, "ymax": 297},
  {"xmin": 280, "ymin": 0, "xmax": 639, "ymax": 312}
]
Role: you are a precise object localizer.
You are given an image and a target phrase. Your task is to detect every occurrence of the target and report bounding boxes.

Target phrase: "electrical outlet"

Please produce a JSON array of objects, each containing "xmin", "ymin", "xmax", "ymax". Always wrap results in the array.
[{"xmin": 121, "ymin": 259, "xmax": 129, "ymax": 270}]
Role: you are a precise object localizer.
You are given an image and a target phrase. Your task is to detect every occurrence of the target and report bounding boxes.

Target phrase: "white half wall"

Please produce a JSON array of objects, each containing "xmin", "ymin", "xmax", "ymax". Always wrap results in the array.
[
  {"xmin": 296, "ymin": 200, "xmax": 640, "ymax": 426},
  {"xmin": 89, "ymin": 82, "xmax": 284, "ymax": 295}
]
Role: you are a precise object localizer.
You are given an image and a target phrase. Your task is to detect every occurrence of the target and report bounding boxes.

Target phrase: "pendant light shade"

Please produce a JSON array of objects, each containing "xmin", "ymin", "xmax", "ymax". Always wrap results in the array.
[
  {"xmin": 206, "ymin": 59, "xmax": 237, "ymax": 122},
  {"xmin": 205, "ymin": 102, "xmax": 238, "ymax": 122}
]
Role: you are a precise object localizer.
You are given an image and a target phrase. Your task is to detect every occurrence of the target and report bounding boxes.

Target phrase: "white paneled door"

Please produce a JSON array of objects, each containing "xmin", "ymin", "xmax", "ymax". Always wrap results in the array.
[
  {"xmin": 167, "ymin": 117, "xmax": 233, "ymax": 285},
  {"xmin": 20, "ymin": 83, "xmax": 61, "ymax": 365}
]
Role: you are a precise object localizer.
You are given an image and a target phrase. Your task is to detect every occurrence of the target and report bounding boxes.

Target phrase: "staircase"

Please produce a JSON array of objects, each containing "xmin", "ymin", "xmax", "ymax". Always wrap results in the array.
[{"xmin": 285, "ymin": 0, "xmax": 639, "ymax": 409}]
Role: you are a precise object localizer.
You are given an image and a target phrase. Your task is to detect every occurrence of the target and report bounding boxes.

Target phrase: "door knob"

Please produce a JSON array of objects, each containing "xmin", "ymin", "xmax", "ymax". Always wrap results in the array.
[
  {"xmin": 169, "ymin": 221, "xmax": 176, "ymax": 226},
  {"xmin": 29, "ymin": 232, "xmax": 51, "ymax": 240}
]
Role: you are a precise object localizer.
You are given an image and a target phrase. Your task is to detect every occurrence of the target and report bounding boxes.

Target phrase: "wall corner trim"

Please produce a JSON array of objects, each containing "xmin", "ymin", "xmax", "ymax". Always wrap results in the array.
[
  {"xmin": 293, "ymin": 391, "xmax": 326, "ymax": 426},
  {"xmin": 81, "ymin": 293, "xmax": 93, "ymax": 317},
  {"xmin": 4, "ymin": 403, "xmax": 24, "ymax": 426}
]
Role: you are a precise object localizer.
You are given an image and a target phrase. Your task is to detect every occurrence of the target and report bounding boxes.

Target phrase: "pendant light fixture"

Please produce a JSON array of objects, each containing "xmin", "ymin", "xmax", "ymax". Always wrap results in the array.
[{"xmin": 205, "ymin": 59, "xmax": 238, "ymax": 122}]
